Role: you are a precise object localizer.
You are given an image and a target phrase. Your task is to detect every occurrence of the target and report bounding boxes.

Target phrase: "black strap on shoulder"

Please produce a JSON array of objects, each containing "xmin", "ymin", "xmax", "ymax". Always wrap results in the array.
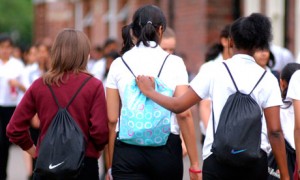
[
  {"xmin": 48, "ymin": 76, "xmax": 93, "ymax": 109},
  {"xmin": 223, "ymin": 62, "xmax": 239, "ymax": 92},
  {"xmin": 223, "ymin": 62, "xmax": 267, "ymax": 95},
  {"xmin": 249, "ymin": 70, "xmax": 267, "ymax": 95},
  {"xmin": 121, "ymin": 56, "xmax": 136, "ymax": 78},
  {"xmin": 157, "ymin": 54, "xmax": 170, "ymax": 77},
  {"xmin": 121, "ymin": 54, "xmax": 170, "ymax": 78}
]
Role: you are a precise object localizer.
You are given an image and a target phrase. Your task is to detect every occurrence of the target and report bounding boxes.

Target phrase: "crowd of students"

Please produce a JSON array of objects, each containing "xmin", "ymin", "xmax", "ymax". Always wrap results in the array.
[{"xmin": 1, "ymin": 4, "xmax": 300, "ymax": 180}]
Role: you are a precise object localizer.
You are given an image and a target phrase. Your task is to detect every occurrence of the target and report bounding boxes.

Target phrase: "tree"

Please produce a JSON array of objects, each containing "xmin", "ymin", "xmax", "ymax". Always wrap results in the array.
[{"xmin": 0, "ymin": 0, "xmax": 33, "ymax": 46}]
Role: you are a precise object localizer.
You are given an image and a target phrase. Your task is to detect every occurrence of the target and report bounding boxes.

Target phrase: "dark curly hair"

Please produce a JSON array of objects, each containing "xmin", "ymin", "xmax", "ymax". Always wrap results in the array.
[{"xmin": 230, "ymin": 13, "xmax": 272, "ymax": 52}]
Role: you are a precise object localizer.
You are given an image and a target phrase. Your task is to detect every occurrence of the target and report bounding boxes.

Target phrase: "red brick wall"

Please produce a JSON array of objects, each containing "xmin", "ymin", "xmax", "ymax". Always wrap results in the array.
[
  {"xmin": 34, "ymin": 2, "xmax": 75, "ymax": 43},
  {"xmin": 33, "ymin": 0, "xmax": 236, "ymax": 74}
]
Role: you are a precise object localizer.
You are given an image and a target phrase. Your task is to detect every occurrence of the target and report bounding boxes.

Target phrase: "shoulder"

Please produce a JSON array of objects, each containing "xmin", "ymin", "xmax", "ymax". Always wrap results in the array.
[
  {"xmin": 165, "ymin": 54, "xmax": 185, "ymax": 67},
  {"xmin": 10, "ymin": 57, "xmax": 24, "ymax": 67},
  {"xmin": 292, "ymin": 70, "xmax": 300, "ymax": 79},
  {"xmin": 27, "ymin": 77, "xmax": 44, "ymax": 93}
]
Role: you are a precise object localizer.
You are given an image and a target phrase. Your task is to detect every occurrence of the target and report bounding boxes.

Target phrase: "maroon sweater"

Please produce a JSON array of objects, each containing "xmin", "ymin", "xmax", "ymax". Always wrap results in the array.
[{"xmin": 6, "ymin": 73, "xmax": 108, "ymax": 159}]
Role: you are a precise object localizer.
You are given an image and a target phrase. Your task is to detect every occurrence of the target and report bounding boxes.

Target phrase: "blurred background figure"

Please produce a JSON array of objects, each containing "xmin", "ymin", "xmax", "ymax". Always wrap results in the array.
[
  {"xmin": 91, "ymin": 38, "xmax": 119, "ymax": 81},
  {"xmin": 88, "ymin": 45, "xmax": 103, "ymax": 72},
  {"xmin": 160, "ymin": 27, "xmax": 176, "ymax": 54},
  {"xmin": 254, "ymin": 47, "xmax": 280, "ymax": 81},
  {"xmin": 270, "ymin": 45, "xmax": 295, "ymax": 72},
  {"xmin": 198, "ymin": 24, "xmax": 232, "ymax": 145},
  {"xmin": 0, "ymin": 33, "xmax": 24, "ymax": 180}
]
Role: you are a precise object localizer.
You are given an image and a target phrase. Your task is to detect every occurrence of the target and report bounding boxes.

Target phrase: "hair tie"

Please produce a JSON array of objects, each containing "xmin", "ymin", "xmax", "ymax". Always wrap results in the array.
[{"xmin": 147, "ymin": 21, "xmax": 152, "ymax": 25}]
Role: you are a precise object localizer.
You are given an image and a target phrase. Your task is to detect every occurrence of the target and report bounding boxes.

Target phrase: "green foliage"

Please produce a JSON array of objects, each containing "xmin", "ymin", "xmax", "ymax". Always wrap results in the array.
[{"xmin": 0, "ymin": 0, "xmax": 33, "ymax": 46}]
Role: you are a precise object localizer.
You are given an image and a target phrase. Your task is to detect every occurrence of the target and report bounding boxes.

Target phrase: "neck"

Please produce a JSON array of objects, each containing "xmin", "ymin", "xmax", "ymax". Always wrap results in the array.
[
  {"xmin": 232, "ymin": 48, "xmax": 254, "ymax": 56},
  {"xmin": 0, "ymin": 57, "xmax": 9, "ymax": 63}
]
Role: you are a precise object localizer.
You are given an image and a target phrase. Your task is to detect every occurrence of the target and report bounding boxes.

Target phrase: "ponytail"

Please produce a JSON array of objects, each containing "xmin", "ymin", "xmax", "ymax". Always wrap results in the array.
[
  {"xmin": 137, "ymin": 21, "xmax": 159, "ymax": 47},
  {"xmin": 123, "ymin": 5, "xmax": 167, "ymax": 51},
  {"xmin": 121, "ymin": 24, "xmax": 135, "ymax": 55}
]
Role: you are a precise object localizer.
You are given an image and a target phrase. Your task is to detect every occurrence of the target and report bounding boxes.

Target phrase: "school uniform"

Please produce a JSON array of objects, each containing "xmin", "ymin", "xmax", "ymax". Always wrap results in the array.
[
  {"xmin": 6, "ymin": 73, "xmax": 109, "ymax": 179},
  {"xmin": 198, "ymin": 53, "xmax": 224, "ymax": 137},
  {"xmin": 190, "ymin": 54, "xmax": 282, "ymax": 179},
  {"xmin": 91, "ymin": 58, "xmax": 106, "ymax": 81},
  {"xmin": 0, "ymin": 56, "xmax": 24, "ymax": 179},
  {"xmin": 286, "ymin": 70, "xmax": 300, "ymax": 149},
  {"xmin": 287, "ymin": 70, "xmax": 300, "ymax": 101},
  {"xmin": 106, "ymin": 41, "xmax": 188, "ymax": 179},
  {"xmin": 280, "ymin": 102, "xmax": 295, "ymax": 149}
]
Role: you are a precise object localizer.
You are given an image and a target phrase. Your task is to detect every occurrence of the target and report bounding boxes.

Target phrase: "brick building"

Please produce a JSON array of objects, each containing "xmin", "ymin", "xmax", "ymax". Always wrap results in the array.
[{"xmin": 33, "ymin": 0, "xmax": 300, "ymax": 74}]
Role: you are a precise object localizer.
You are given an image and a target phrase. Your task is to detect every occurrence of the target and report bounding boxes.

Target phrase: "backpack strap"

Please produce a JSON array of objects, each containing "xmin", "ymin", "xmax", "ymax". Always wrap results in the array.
[
  {"xmin": 212, "ymin": 102, "xmax": 216, "ymax": 139},
  {"xmin": 121, "ymin": 56, "xmax": 136, "ymax": 78},
  {"xmin": 157, "ymin": 54, "xmax": 170, "ymax": 77},
  {"xmin": 223, "ymin": 62, "xmax": 239, "ymax": 92},
  {"xmin": 121, "ymin": 54, "xmax": 170, "ymax": 78},
  {"xmin": 48, "ymin": 76, "xmax": 93, "ymax": 109},
  {"xmin": 249, "ymin": 70, "xmax": 267, "ymax": 95},
  {"xmin": 48, "ymin": 85, "xmax": 62, "ymax": 108}
]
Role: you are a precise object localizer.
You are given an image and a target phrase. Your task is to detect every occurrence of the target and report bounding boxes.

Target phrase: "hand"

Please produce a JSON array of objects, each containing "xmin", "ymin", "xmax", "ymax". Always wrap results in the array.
[
  {"xmin": 8, "ymin": 79, "xmax": 20, "ymax": 88},
  {"xmin": 136, "ymin": 75, "xmax": 155, "ymax": 96}
]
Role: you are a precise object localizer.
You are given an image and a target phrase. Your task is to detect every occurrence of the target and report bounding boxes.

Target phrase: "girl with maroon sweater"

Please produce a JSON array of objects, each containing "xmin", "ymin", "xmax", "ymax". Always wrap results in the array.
[{"xmin": 6, "ymin": 29, "xmax": 109, "ymax": 179}]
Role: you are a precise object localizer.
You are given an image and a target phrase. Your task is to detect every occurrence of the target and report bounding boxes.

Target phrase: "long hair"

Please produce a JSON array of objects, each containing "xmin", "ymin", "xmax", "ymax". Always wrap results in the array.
[{"xmin": 43, "ymin": 29, "xmax": 91, "ymax": 86}]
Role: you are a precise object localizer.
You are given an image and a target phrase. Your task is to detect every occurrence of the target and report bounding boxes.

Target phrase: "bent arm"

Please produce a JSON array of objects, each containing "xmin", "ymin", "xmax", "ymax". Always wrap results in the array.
[
  {"xmin": 106, "ymin": 88, "xmax": 120, "ymax": 170},
  {"xmin": 264, "ymin": 106, "xmax": 289, "ymax": 180},
  {"xmin": 136, "ymin": 76, "xmax": 201, "ymax": 113}
]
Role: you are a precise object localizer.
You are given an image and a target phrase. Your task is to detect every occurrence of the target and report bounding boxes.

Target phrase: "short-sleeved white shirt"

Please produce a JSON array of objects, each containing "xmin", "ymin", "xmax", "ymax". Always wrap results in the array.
[
  {"xmin": 190, "ymin": 54, "xmax": 282, "ymax": 160},
  {"xmin": 0, "ymin": 57, "xmax": 25, "ymax": 106},
  {"xmin": 287, "ymin": 70, "xmax": 300, "ymax": 101},
  {"xmin": 91, "ymin": 58, "xmax": 106, "ymax": 81},
  {"xmin": 286, "ymin": 70, "xmax": 300, "ymax": 149},
  {"xmin": 280, "ymin": 103, "xmax": 295, "ymax": 149},
  {"xmin": 106, "ymin": 41, "xmax": 189, "ymax": 134}
]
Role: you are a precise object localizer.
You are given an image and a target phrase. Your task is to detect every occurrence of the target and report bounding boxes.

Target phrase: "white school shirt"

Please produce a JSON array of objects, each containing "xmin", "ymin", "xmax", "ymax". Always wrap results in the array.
[
  {"xmin": 198, "ymin": 53, "xmax": 225, "ymax": 135},
  {"xmin": 91, "ymin": 58, "xmax": 106, "ymax": 81},
  {"xmin": 287, "ymin": 70, "xmax": 300, "ymax": 101},
  {"xmin": 286, "ymin": 70, "xmax": 300, "ymax": 149},
  {"xmin": 280, "ymin": 103, "xmax": 295, "ymax": 149},
  {"xmin": 0, "ymin": 56, "xmax": 25, "ymax": 106},
  {"xmin": 106, "ymin": 41, "xmax": 189, "ymax": 134},
  {"xmin": 190, "ymin": 54, "xmax": 282, "ymax": 160},
  {"xmin": 17, "ymin": 63, "xmax": 43, "ymax": 103},
  {"xmin": 271, "ymin": 44, "xmax": 295, "ymax": 72}
]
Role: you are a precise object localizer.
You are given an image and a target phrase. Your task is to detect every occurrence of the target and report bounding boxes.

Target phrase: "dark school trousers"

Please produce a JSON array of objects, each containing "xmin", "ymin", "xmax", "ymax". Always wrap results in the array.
[
  {"xmin": 32, "ymin": 157, "xmax": 99, "ymax": 180},
  {"xmin": 0, "ymin": 106, "xmax": 15, "ymax": 180},
  {"xmin": 203, "ymin": 151, "xmax": 268, "ymax": 180},
  {"xmin": 112, "ymin": 134, "xmax": 183, "ymax": 180}
]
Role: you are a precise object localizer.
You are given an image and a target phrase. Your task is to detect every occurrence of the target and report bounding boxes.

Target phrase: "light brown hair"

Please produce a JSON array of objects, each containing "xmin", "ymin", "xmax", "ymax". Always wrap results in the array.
[{"xmin": 43, "ymin": 29, "xmax": 91, "ymax": 85}]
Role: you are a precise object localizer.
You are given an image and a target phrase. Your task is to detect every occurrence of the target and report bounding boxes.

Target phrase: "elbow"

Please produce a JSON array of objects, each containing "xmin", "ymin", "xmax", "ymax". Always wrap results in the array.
[
  {"xmin": 176, "ymin": 110, "xmax": 192, "ymax": 121},
  {"xmin": 268, "ymin": 130, "xmax": 284, "ymax": 139}
]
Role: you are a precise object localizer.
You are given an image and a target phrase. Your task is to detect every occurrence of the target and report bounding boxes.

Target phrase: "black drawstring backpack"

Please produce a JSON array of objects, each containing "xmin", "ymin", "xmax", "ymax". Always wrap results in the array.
[
  {"xmin": 211, "ymin": 62, "xmax": 266, "ymax": 167},
  {"xmin": 34, "ymin": 76, "xmax": 92, "ymax": 179}
]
